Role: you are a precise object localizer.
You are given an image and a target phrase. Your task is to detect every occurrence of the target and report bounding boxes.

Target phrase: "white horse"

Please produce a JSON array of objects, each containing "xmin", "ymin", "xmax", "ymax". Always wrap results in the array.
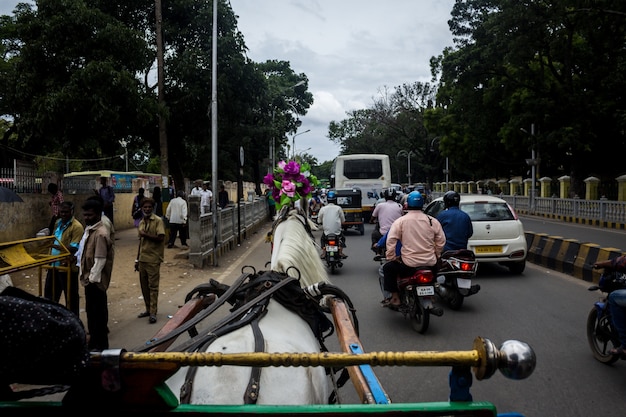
[{"xmin": 165, "ymin": 207, "xmax": 333, "ymax": 405}]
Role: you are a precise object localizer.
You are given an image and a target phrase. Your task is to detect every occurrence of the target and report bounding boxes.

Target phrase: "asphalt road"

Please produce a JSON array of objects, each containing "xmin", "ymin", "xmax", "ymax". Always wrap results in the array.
[
  {"xmin": 316, "ymin": 221, "xmax": 626, "ymax": 416},
  {"xmin": 520, "ymin": 215, "xmax": 626, "ymax": 251}
]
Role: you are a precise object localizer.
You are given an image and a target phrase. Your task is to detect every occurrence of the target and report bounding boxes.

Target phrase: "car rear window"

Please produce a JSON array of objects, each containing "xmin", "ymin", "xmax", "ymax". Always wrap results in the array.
[{"xmin": 461, "ymin": 202, "xmax": 515, "ymax": 221}]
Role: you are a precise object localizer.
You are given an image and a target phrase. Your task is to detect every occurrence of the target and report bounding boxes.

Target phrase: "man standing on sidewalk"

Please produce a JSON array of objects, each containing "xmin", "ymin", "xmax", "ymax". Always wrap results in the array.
[
  {"xmin": 165, "ymin": 190, "xmax": 188, "ymax": 248},
  {"xmin": 77, "ymin": 198, "xmax": 114, "ymax": 351},
  {"xmin": 136, "ymin": 198, "xmax": 165, "ymax": 324}
]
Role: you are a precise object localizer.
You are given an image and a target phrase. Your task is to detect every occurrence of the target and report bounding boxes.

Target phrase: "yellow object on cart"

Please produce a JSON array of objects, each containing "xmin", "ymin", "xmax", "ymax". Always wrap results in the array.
[{"xmin": 0, "ymin": 235, "xmax": 72, "ymax": 302}]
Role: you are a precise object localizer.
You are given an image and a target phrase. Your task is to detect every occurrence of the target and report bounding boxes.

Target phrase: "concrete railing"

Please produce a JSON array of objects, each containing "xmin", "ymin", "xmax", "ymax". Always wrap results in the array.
[
  {"xmin": 187, "ymin": 195, "xmax": 270, "ymax": 268},
  {"xmin": 432, "ymin": 193, "xmax": 626, "ymax": 228}
]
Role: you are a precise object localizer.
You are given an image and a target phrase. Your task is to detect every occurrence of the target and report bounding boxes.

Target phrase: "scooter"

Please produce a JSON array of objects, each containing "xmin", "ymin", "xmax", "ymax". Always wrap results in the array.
[
  {"xmin": 323, "ymin": 233, "xmax": 344, "ymax": 274},
  {"xmin": 435, "ymin": 249, "xmax": 480, "ymax": 310},
  {"xmin": 393, "ymin": 266, "xmax": 444, "ymax": 334},
  {"xmin": 587, "ymin": 269, "xmax": 626, "ymax": 363}
]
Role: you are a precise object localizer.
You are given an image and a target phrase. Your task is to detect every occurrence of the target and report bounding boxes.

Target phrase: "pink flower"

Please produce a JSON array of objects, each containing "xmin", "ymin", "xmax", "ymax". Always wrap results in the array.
[
  {"xmin": 280, "ymin": 180, "xmax": 296, "ymax": 197},
  {"xmin": 263, "ymin": 173, "xmax": 275, "ymax": 186},
  {"xmin": 283, "ymin": 161, "xmax": 300, "ymax": 175}
]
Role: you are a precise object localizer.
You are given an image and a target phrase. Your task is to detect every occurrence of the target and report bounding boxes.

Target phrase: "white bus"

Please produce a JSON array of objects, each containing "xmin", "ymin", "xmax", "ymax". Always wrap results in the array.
[{"xmin": 330, "ymin": 154, "xmax": 392, "ymax": 219}]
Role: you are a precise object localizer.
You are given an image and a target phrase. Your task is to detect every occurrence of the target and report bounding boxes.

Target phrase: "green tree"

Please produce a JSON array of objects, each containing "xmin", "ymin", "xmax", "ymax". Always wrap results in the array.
[{"xmin": 1, "ymin": 0, "xmax": 157, "ymax": 166}]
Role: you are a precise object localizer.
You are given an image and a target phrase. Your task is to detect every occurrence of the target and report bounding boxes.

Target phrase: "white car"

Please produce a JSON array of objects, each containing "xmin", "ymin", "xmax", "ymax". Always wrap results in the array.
[{"xmin": 424, "ymin": 194, "xmax": 527, "ymax": 274}]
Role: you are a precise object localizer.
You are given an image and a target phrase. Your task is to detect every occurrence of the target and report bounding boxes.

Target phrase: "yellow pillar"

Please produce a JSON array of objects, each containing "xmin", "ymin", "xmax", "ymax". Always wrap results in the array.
[
  {"xmin": 539, "ymin": 177, "xmax": 551, "ymax": 197},
  {"xmin": 558, "ymin": 175, "xmax": 570, "ymax": 199},
  {"xmin": 508, "ymin": 178, "xmax": 521, "ymax": 196},
  {"xmin": 468, "ymin": 181, "xmax": 476, "ymax": 194},
  {"xmin": 584, "ymin": 176, "xmax": 600, "ymax": 200},
  {"xmin": 460, "ymin": 181, "xmax": 468, "ymax": 193},
  {"xmin": 617, "ymin": 175, "xmax": 626, "ymax": 201}
]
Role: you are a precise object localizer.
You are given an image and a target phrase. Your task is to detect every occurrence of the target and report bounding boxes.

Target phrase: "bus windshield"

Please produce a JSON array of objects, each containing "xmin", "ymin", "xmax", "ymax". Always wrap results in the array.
[{"xmin": 343, "ymin": 159, "xmax": 383, "ymax": 179}]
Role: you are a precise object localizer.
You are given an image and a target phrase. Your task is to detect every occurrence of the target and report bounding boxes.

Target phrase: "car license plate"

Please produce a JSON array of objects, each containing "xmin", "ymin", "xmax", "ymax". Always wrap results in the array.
[
  {"xmin": 326, "ymin": 246, "xmax": 338, "ymax": 252},
  {"xmin": 457, "ymin": 278, "xmax": 472, "ymax": 289},
  {"xmin": 417, "ymin": 286, "xmax": 434, "ymax": 296},
  {"xmin": 475, "ymin": 245, "xmax": 503, "ymax": 254}
]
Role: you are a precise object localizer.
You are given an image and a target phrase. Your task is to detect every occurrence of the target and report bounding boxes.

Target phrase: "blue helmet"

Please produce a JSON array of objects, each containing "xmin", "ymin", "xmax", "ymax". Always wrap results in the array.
[
  {"xmin": 406, "ymin": 191, "xmax": 424, "ymax": 209},
  {"xmin": 327, "ymin": 190, "xmax": 336, "ymax": 201}
]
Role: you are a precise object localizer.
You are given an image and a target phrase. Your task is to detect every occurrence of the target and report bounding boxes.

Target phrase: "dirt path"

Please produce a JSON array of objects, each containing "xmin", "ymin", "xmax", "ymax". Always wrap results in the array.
[{"xmin": 9, "ymin": 223, "xmax": 273, "ymax": 349}]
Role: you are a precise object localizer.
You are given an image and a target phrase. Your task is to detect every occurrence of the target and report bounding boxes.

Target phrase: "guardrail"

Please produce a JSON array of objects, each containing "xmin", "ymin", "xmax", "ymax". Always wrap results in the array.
[
  {"xmin": 432, "ymin": 193, "xmax": 626, "ymax": 228},
  {"xmin": 187, "ymin": 195, "xmax": 270, "ymax": 268}
]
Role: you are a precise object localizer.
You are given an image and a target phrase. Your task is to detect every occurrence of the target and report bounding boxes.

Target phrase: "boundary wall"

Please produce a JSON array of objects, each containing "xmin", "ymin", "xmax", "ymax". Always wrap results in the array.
[{"xmin": 525, "ymin": 232, "xmax": 624, "ymax": 284}]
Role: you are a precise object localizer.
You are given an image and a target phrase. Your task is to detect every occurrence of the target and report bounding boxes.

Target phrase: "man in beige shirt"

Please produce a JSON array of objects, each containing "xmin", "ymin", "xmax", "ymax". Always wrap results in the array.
[{"xmin": 136, "ymin": 198, "xmax": 166, "ymax": 324}]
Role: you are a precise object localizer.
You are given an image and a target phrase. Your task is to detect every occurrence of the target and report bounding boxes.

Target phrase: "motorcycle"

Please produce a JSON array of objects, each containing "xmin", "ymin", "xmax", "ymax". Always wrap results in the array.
[
  {"xmin": 323, "ymin": 233, "xmax": 344, "ymax": 274},
  {"xmin": 435, "ymin": 249, "xmax": 480, "ymax": 310},
  {"xmin": 393, "ymin": 266, "xmax": 444, "ymax": 334},
  {"xmin": 587, "ymin": 269, "xmax": 626, "ymax": 364}
]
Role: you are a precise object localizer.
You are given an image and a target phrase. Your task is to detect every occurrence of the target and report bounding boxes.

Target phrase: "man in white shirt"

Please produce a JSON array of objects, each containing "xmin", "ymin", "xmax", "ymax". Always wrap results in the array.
[
  {"xmin": 165, "ymin": 190, "xmax": 188, "ymax": 248},
  {"xmin": 191, "ymin": 180, "xmax": 212, "ymax": 215},
  {"xmin": 317, "ymin": 190, "xmax": 347, "ymax": 259}
]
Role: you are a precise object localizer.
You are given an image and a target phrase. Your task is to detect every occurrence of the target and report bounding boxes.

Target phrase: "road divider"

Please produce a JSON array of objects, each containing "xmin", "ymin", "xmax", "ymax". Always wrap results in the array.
[{"xmin": 525, "ymin": 232, "xmax": 624, "ymax": 283}]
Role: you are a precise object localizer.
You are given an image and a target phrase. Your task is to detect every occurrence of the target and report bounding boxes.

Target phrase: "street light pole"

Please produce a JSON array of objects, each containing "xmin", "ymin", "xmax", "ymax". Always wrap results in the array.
[
  {"xmin": 396, "ymin": 150, "xmax": 416, "ymax": 186},
  {"xmin": 521, "ymin": 124, "xmax": 539, "ymax": 213},
  {"xmin": 292, "ymin": 129, "xmax": 311, "ymax": 159},
  {"xmin": 118, "ymin": 139, "xmax": 129, "ymax": 172},
  {"xmin": 430, "ymin": 137, "xmax": 450, "ymax": 191},
  {"xmin": 271, "ymin": 81, "xmax": 306, "ymax": 171}
]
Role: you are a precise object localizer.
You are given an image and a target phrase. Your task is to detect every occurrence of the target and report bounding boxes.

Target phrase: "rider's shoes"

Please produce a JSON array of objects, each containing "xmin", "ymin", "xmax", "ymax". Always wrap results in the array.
[
  {"xmin": 340, "ymin": 254, "xmax": 348, "ymax": 259},
  {"xmin": 609, "ymin": 345, "xmax": 626, "ymax": 359}
]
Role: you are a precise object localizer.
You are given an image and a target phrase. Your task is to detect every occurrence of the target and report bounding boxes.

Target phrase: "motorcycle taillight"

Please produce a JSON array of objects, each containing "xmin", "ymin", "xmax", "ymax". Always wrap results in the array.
[
  {"xmin": 460, "ymin": 262, "xmax": 475, "ymax": 272},
  {"xmin": 328, "ymin": 239, "xmax": 337, "ymax": 246},
  {"xmin": 399, "ymin": 269, "xmax": 434, "ymax": 287}
]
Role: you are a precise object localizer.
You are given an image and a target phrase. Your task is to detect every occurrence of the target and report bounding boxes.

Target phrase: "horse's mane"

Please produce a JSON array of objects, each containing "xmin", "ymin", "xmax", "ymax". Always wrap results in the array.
[{"xmin": 270, "ymin": 208, "xmax": 330, "ymax": 287}]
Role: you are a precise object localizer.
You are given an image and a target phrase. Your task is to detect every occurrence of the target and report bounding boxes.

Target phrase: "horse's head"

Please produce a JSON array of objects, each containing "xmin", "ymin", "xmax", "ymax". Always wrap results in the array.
[{"xmin": 269, "ymin": 208, "xmax": 330, "ymax": 288}]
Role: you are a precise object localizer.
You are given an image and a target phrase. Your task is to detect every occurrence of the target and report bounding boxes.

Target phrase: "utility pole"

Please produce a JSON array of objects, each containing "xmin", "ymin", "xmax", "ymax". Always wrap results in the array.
[{"xmin": 155, "ymin": 0, "xmax": 169, "ymax": 196}]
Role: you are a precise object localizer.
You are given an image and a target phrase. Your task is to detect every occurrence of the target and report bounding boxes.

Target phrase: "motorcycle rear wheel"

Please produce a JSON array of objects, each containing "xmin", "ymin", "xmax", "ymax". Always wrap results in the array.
[
  {"xmin": 404, "ymin": 292, "xmax": 429, "ymax": 334},
  {"xmin": 586, "ymin": 307, "xmax": 620, "ymax": 364}
]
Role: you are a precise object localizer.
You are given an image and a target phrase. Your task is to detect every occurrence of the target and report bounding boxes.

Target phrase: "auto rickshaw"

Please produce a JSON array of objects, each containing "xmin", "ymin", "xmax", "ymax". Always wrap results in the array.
[{"xmin": 333, "ymin": 187, "xmax": 365, "ymax": 235}]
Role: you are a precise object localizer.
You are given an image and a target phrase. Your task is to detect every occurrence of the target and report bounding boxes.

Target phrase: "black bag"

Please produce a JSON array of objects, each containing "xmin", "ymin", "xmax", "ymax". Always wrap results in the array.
[{"xmin": 0, "ymin": 287, "xmax": 89, "ymax": 386}]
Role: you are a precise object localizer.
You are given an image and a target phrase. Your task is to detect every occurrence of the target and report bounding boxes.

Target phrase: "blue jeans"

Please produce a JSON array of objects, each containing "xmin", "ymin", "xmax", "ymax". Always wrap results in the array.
[{"xmin": 608, "ymin": 289, "xmax": 626, "ymax": 348}]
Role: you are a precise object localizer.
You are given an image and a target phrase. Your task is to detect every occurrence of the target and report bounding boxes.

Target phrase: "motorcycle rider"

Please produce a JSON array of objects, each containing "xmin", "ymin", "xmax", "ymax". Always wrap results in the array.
[
  {"xmin": 370, "ymin": 187, "xmax": 403, "ymax": 255},
  {"xmin": 436, "ymin": 191, "xmax": 473, "ymax": 252},
  {"xmin": 594, "ymin": 255, "xmax": 626, "ymax": 357},
  {"xmin": 383, "ymin": 191, "xmax": 446, "ymax": 308},
  {"xmin": 318, "ymin": 190, "xmax": 347, "ymax": 259}
]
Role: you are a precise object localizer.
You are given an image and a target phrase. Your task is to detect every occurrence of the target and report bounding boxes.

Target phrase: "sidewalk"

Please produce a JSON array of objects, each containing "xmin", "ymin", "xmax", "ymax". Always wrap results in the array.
[
  {"xmin": 107, "ymin": 223, "xmax": 274, "ymax": 349},
  {"xmin": 9, "ymin": 222, "xmax": 275, "ymax": 350}
]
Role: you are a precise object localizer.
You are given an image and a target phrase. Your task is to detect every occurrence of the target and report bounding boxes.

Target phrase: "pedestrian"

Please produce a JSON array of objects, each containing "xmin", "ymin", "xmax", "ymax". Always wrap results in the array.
[
  {"xmin": 265, "ymin": 188, "xmax": 275, "ymax": 220},
  {"xmin": 96, "ymin": 177, "xmax": 115, "ymax": 224},
  {"xmin": 219, "ymin": 184, "xmax": 229, "ymax": 209},
  {"xmin": 44, "ymin": 201, "xmax": 84, "ymax": 315},
  {"xmin": 201, "ymin": 182, "xmax": 212, "ymax": 214},
  {"xmin": 77, "ymin": 198, "xmax": 114, "ymax": 351},
  {"xmin": 131, "ymin": 187, "xmax": 146, "ymax": 227},
  {"xmin": 135, "ymin": 198, "xmax": 165, "ymax": 324},
  {"xmin": 87, "ymin": 195, "xmax": 115, "ymax": 244},
  {"xmin": 47, "ymin": 183, "xmax": 64, "ymax": 235},
  {"xmin": 165, "ymin": 190, "xmax": 188, "ymax": 248},
  {"xmin": 152, "ymin": 186, "xmax": 163, "ymax": 217}
]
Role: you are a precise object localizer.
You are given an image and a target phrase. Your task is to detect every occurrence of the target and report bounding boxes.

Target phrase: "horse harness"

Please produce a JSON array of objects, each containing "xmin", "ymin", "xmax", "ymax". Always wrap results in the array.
[{"xmin": 159, "ymin": 269, "xmax": 345, "ymax": 404}]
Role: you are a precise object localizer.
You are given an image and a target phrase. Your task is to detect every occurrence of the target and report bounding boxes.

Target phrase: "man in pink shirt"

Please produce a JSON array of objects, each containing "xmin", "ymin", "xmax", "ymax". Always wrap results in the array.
[
  {"xmin": 370, "ymin": 188, "xmax": 403, "ymax": 252},
  {"xmin": 382, "ymin": 191, "xmax": 445, "ymax": 308}
]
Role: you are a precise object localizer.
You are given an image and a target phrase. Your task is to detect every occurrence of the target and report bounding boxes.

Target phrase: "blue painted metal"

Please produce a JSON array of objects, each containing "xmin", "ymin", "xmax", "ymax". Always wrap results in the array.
[{"xmin": 349, "ymin": 343, "xmax": 389, "ymax": 404}]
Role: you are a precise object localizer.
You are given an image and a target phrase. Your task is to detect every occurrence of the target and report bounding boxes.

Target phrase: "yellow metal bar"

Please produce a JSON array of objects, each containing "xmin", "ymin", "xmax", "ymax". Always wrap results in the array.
[{"xmin": 105, "ymin": 350, "xmax": 480, "ymax": 368}]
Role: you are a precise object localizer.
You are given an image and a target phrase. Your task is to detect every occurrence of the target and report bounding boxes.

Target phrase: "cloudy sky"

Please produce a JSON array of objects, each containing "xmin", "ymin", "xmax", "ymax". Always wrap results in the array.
[
  {"xmin": 231, "ymin": 0, "xmax": 456, "ymax": 163},
  {"xmin": 2, "ymin": 1, "xmax": 456, "ymax": 163}
]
